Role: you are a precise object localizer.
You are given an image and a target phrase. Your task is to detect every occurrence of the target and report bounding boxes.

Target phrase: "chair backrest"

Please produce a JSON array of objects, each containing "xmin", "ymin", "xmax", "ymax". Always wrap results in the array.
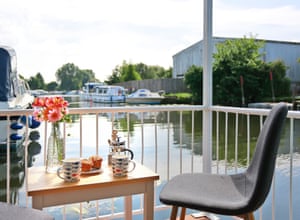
[{"xmin": 245, "ymin": 103, "xmax": 288, "ymax": 211}]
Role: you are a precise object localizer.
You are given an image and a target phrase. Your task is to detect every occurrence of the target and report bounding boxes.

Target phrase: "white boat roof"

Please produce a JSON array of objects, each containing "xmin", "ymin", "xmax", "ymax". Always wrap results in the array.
[{"xmin": 94, "ymin": 85, "xmax": 125, "ymax": 89}]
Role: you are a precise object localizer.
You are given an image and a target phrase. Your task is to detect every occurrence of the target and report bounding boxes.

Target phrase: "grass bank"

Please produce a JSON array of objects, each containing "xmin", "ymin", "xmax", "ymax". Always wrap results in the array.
[{"xmin": 162, "ymin": 93, "xmax": 193, "ymax": 104}]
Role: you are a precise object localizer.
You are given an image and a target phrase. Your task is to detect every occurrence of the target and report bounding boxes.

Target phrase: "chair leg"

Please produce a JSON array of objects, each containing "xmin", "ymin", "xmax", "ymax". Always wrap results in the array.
[
  {"xmin": 180, "ymin": 207, "xmax": 186, "ymax": 220},
  {"xmin": 170, "ymin": 206, "xmax": 178, "ymax": 220},
  {"xmin": 238, "ymin": 212, "xmax": 255, "ymax": 220}
]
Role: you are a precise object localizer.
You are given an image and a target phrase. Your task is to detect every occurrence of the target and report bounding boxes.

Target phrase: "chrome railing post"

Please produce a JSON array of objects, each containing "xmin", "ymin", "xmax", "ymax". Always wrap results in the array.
[{"xmin": 202, "ymin": 0, "xmax": 213, "ymax": 173}]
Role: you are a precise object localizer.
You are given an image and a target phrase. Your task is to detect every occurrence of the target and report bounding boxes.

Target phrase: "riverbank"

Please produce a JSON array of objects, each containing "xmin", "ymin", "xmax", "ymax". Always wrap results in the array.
[{"xmin": 162, "ymin": 93, "xmax": 193, "ymax": 104}]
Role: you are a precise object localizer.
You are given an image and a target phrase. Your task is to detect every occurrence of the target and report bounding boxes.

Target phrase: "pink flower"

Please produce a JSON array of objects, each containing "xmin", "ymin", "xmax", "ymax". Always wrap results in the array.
[
  {"xmin": 47, "ymin": 108, "xmax": 63, "ymax": 122},
  {"xmin": 33, "ymin": 109, "xmax": 44, "ymax": 122}
]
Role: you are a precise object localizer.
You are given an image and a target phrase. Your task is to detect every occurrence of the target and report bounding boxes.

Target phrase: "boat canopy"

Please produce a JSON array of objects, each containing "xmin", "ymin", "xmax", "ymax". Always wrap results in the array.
[{"xmin": 0, "ymin": 46, "xmax": 17, "ymax": 102}]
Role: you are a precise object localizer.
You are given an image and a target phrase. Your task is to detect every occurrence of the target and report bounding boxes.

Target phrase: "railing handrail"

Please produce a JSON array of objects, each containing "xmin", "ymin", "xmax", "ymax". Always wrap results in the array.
[{"xmin": 1, "ymin": 104, "xmax": 300, "ymax": 118}]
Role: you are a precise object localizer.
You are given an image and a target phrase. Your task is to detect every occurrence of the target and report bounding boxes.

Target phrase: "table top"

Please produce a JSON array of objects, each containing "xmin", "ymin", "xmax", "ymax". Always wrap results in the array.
[{"xmin": 28, "ymin": 162, "xmax": 159, "ymax": 197}]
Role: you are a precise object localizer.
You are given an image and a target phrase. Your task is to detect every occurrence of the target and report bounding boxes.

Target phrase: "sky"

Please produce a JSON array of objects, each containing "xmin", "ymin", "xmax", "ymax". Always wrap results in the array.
[{"xmin": 1, "ymin": 0, "xmax": 300, "ymax": 83}]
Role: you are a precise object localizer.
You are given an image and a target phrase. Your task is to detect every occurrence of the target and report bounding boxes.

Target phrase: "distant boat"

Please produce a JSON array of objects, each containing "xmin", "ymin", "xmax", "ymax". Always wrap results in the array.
[
  {"xmin": 0, "ymin": 45, "xmax": 39, "ymax": 152},
  {"xmin": 126, "ymin": 89, "xmax": 164, "ymax": 104},
  {"xmin": 30, "ymin": 89, "xmax": 48, "ymax": 97},
  {"xmin": 81, "ymin": 82, "xmax": 126, "ymax": 103}
]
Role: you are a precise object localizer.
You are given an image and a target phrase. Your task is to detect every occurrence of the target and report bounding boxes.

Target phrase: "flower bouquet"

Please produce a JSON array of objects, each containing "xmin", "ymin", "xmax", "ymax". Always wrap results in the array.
[
  {"xmin": 32, "ymin": 96, "xmax": 71, "ymax": 173},
  {"xmin": 32, "ymin": 96, "xmax": 70, "ymax": 123}
]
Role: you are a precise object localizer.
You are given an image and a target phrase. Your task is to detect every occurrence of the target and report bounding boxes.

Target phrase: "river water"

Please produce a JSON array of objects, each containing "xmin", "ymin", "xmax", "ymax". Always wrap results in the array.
[{"xmin": 1, "ymin": 98, "xmax": 300, "ymax": 219}]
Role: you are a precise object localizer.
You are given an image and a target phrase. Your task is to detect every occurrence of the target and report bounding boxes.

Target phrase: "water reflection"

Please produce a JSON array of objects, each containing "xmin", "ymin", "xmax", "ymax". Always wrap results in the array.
[
  {"xmin": 114, "ymin": 110, "xmax": 263, "ymax": 166},
  {"xmin": 159, "ymin": 111, "xmax": 297, "ymax": 167},
  {"xmin": 0, "ymin": 132, "xmax": 41, "ymax": 203},
  {"xmin": 66, "ymin": 96, "xmax": 300, "ymax": 168}
]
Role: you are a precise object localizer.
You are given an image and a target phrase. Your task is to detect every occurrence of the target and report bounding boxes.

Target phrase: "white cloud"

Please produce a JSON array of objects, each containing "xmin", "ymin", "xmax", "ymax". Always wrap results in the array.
[
  {"xmin": 213, "ymin": 2, "xmax": 300, "ymax": 42},
  {"xmin": 1, "ymin": 0, "xmax": 300, "ymax": 83},
  {"xmin": 1, "ymin": 0, "xmax": 203, "ymax": 82}
]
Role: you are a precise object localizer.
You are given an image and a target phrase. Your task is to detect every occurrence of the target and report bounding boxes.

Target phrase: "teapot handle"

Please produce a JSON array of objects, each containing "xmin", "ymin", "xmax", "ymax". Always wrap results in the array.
[{"xmin": 121, "ymin": 148, "xmax": 134, "ymax": 160}]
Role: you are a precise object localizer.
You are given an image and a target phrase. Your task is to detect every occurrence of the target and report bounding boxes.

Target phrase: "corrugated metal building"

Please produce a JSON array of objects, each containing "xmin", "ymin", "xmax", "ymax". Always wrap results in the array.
[{"xmin": 172, "ymin": 37, "xmax": 300, "ymax": 86}]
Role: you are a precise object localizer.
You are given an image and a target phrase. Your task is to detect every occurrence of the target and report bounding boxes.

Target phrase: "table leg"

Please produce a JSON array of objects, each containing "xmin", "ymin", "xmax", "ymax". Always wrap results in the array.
[
  {"xmin": 124, "ymin": 196, "xmax": 132, "ymax": 220},
  {"xmin": 32, "ymin": 196, "xmax": 43, "ymax": 210},
  {"xmin": 143, "ymin": 181, "xmax": 155, "ymax": 220}
]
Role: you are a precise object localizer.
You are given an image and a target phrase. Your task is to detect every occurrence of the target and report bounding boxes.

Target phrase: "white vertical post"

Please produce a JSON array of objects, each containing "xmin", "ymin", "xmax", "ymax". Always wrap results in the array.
[{"xmin": 202, "ymin": 0, "xmax": 213, "ymax": 173}]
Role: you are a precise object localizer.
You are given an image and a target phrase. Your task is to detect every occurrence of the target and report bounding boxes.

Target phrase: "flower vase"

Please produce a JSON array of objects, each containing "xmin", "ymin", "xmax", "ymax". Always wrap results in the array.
[{"xmin": 46, "ymin": 122, "xmax": 65, "ymax": 173}]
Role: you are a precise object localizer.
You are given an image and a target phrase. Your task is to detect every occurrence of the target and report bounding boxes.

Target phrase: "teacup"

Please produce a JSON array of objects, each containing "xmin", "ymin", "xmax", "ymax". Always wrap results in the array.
[
  {"xmin": 111, "ymin": 154, "xmax": 136, "ymax": 177},
  {"xmin": 57, "ymin": 158, "xmax": 81, "ymax": 182}
]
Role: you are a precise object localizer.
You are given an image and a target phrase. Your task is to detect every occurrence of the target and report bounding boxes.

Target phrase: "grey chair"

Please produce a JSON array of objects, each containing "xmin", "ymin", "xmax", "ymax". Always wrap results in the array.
[
  {"xmin": 0, "ymin": 202, "xmax": 54, "ymax": 220},
  {"xmin": 159, "ymin": 103, "xmax": 288, "ymax": 220}
]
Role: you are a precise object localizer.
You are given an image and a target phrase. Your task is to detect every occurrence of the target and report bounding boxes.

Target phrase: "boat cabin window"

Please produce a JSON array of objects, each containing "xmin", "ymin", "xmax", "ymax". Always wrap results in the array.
[
  {"xmin": 118, "ymin": 89, "xmax": 123, "ymax": 95},
  {"xmin": 95, "ymin": 87, "xmax": 108, "ymax": 94},
  {"xmin": 11, "ymin": 55, "xmax": 17, "ymax": 74},
  {"xmin": 11, "ymin": 55, "xmax": 20, "ymax": 97},
  {"xmin": 12, "ymin": 75, "xmax": 19, "ymax": 97}
]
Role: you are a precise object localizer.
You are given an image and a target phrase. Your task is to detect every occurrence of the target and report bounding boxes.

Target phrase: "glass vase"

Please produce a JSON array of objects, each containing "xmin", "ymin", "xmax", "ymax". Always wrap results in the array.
[{"xmin": 46, "ymin": 122, "xmax": 65, "ymax": 173}]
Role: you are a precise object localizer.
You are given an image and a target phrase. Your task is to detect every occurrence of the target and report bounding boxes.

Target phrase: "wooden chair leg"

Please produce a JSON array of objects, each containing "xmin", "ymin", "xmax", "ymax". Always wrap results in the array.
[
  {"xmin": 170, "ymin": 206, "xmax": 178, "ymax": 220},
  {"xmin": 238, "ymin": 212, "xmax": 255, "ymax": 220},
  {"xmin": 180, "ymin": 207, "xmax": 186, "ymax": 220}
]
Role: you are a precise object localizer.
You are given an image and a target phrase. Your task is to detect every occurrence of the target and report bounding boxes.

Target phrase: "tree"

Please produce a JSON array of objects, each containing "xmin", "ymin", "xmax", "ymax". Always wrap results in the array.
[
  {"xmin": 56, "ymin": 63, "xmax": 78, "ymax": 90},
  {"xmin": 105, "ymin": 66, "xmax": 122, "ymax": 84},
  {"xmin": 106, "ymin": 61, "xmax": 172, "ymax": 83},
  {"xmin": 135, "ymin": 63, "xmax": 151, "ymax": 79},
  {"xmin": 27, "ymin": 73, "xmax": 46, "ymax": 90},
  {"xmin": 55, "ymin": 63, "xmax": 97, "ymax": 90},
  {"xmin": 184, "ymin": 65, "xmax": 203, "ymax": 104},
  {"xmin": 212, "ymin": 36, "xmax": 290, "ymax": 106},
  {"xmin": 77, "ymin": 69, "xmax": 98, "ymax": 87},
  {"xmin": 213, "ymin": 37, "xmax": 265, "ymax": 106},
  {"xmin": 263, "ymin": 60, "xmax": 291, "ymax": 98},
  {"xmin": 120, "ymin": 62, "xmax": 141, "ymax": 81},
  {"xmin": 45, "ymin": 81, "xmax": 58, "ymax": 91},
  {"xmin": 184, "ymin": 37, "xmax": 291, "ymax": 106},
  {"xmin": 135, "ymin": 62, "xmax": 172, "ymax": 79},
  {"xmin": 158, "ymin": 67, "xmax": 173, "ymax": 78}
]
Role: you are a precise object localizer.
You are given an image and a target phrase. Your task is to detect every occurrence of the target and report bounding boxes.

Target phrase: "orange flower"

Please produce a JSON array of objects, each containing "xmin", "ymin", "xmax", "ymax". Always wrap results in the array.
[{"xmin": 32, "ymin": 97, "xmax": 46, "ymax": 107}]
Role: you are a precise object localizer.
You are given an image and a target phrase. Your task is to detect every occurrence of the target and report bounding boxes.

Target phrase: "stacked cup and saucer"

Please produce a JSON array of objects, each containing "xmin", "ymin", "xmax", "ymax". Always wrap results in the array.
[{"xmin": 57, "ymin": 158, "xmax": 81, "ymax": 182}]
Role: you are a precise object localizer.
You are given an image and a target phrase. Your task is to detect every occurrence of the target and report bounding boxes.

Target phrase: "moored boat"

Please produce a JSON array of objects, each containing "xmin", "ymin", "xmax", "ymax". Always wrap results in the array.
[
  {"xmin": 0, "ymin": 46, "xmax": 39, "ymax": 152},
  {"xmin": 81, "ymin": 82, "xmax": 126, "ymax": 103},
  {"xmin": 0, "ymin": 46, "xmax": 33, "ymax": 109},
  {"xmin": 126, "ymin": 89, "xmax": 164, "ymax": 104},
  {"xmin": 80, "ymin": 82, "xmax": 105, "ymax": 101}
]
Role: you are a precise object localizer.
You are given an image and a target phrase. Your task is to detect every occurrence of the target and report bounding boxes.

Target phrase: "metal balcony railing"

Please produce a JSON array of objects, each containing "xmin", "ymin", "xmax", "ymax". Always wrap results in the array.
[{"xmin": 1, "ymin": 104, "xmax": 299, "ymax": 220}]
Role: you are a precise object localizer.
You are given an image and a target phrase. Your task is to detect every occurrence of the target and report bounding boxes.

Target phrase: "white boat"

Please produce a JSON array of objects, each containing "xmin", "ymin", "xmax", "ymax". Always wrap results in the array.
[
  {"xmin": 92, "ymin": 85, "xmax": 126, "ymax": 103},
  {"xmin": 0, "ymin": 46, "xmax": 34, "ymax": 109},
  {"xmin": 126, "ymin": 89, "xmax": 164, "ymax": 104},
  {"xmin": 80, "ymin": 82, "xmax": 105, "ymax": 101},
  {"xmin": 0, "ymin": 46, "xmax": 38, "ymax": 152},
  {"xmin": 81, "ymin": 82, "xmax": 126, "ymax": 103}
]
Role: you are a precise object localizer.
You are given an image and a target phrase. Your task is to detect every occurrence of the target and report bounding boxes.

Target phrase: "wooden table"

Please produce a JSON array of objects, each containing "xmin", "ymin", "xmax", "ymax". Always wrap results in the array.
[{"xmin": 27, "ymin": 162, "xmax": 159, "ymax": 220}]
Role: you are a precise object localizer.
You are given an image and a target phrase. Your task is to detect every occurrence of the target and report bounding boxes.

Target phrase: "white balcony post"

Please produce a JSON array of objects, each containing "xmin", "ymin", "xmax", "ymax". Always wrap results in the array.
[{"xmin": 202, "ymin": 0, "xmax": 213, "ymax": 173}]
